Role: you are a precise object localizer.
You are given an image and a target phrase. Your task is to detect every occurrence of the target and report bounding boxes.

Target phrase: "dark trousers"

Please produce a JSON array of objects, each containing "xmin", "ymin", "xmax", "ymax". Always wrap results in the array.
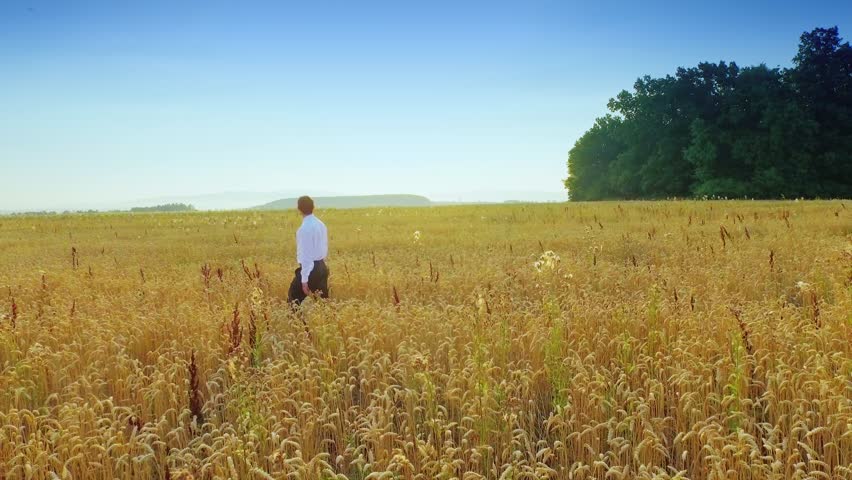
[{"xmin": 288, "ymin": 260, "xmax": 329, "ymax": 305}]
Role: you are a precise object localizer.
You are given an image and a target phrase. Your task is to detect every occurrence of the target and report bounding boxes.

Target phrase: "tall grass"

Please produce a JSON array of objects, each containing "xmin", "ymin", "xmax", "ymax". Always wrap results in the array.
[{"xmin": 0, "ymin": 201, "xmax": 849, "ymax": 479}]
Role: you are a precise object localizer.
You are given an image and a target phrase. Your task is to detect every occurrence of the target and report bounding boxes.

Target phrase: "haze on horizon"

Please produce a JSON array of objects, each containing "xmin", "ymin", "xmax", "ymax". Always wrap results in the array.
[{"xmin": 2, "ymin": 1, "xmax": 850, "ymax": 211}]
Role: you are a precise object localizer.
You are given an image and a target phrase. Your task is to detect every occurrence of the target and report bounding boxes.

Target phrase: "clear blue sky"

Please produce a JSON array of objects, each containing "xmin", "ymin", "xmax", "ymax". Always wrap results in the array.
[{"xmin": 1, "ymin": 0, "xmax": 850, "ymax": 210}]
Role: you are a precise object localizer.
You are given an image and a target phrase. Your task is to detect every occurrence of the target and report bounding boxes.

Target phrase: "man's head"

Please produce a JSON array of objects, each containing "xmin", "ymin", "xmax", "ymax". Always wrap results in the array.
[{"xmin": 297, "ymin": 196, "xmax": 315, "ymax": 216}]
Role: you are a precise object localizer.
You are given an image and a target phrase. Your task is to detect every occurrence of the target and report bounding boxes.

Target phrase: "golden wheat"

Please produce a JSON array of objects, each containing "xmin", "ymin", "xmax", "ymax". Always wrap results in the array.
[{"xmin": 0, "ymin": 201, "xmax": 850, "ymax": 479}]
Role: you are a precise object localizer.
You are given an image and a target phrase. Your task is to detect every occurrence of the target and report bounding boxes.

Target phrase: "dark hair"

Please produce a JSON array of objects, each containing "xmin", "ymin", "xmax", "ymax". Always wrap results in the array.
[{"xmin": 297, "ymin": 196, "xmax": 314, "ymax": 214}]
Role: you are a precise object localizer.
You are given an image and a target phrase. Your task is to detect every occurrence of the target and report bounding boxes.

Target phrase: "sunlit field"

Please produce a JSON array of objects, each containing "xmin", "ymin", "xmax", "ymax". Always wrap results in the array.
[{"xmin": 1, "ymin": 201, "xmax": 850, "ymax": 480}]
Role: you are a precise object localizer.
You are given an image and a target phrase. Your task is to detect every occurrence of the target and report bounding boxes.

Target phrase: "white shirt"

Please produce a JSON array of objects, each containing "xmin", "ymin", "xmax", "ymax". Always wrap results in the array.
[{"xmin": 296, "ymin": 214, "xmax": 328, "ymax": 283}]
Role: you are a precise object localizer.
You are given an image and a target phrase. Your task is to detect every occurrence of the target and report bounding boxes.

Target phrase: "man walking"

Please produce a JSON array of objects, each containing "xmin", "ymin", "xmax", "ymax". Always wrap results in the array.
[{"xmin": 288, "ymin": 196, "xmax": 329, "ymax": 305}]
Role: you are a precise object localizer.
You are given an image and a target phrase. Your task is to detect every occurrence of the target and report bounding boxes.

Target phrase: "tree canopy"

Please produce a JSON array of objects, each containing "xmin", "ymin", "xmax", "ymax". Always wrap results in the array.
[
  {"xmin": 129, "ymin": 203, "xmax": 196, "ymax": 213},
  {"xmin": 565, "ymin": 27, "xmax": 852, "ymax": 200}
]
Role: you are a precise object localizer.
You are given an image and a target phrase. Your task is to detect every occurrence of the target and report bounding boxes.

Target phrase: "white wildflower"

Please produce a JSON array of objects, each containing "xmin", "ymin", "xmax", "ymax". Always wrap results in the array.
[
  {"xmin": 413, "ymin": 230, "xmax": 421, "ymax": 243},
  {"xmin": 534, "ymin": 250, "xmax": 560, "ymax": 272},
  {"xmin": 476, "ymin": 294, "xmax": 487, "ymax": 316},
  {"xmin": 250, "ymin": 287, "xmax": 264, "ymax": 309}
]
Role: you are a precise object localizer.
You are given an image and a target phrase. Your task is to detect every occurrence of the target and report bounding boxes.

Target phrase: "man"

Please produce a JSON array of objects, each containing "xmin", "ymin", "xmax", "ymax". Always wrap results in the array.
[{"xmin": 288, "ymin": 195, "xmax": 329, "ymax": 305}]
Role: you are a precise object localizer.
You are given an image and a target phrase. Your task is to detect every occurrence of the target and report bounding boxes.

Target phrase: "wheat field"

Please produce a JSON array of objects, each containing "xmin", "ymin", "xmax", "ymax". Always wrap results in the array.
[{"xmin": 0, "ymin": 201, "xmax": 850, "ymax": 480}]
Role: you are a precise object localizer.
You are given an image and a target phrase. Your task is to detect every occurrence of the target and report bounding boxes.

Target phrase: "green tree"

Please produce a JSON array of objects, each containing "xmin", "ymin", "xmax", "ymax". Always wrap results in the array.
[
  {"xmin": 565, "ymin": 115, "xmax": 625, "ymax": 200},
  {"xmin": 565, "ymin": 27, "xmax": 852, "ymax": 200},
  {"xmin": 786, "ymin": 27, "xmax": 852, "ymax": 197},
  {"xmin": 607, "ymin": 74, "xmax": 694, "ymax": 198}
]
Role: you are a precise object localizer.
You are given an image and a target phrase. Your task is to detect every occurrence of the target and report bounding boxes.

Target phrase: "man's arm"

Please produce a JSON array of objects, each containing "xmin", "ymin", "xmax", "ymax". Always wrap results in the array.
[{"xmin": 297, "ymin": 228, "xmax": 314, "ymax": 290}]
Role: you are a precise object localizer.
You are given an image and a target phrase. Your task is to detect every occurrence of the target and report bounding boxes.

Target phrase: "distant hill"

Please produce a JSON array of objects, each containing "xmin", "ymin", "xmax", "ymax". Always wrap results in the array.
[
  {"xmin": 130, "ymin": 203, "xmax": 196, "ymax": 213},
  {"xmin": 116, "ymin": 190, "xmax": 337, "ymax": 211},
  {"xmin": 253, "ymin": 194, "xmax": 432, "ymax": 210}
]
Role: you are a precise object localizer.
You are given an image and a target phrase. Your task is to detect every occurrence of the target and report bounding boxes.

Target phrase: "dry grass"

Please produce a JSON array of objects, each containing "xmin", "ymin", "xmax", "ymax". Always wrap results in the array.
[{"xmin": 0, "ymin": 201, "xmax": 850, "ymax": 479}]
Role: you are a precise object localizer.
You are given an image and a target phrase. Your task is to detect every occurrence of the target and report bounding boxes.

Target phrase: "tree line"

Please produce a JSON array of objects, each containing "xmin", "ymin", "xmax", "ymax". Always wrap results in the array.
[
  {"xmin": 129, "ymin": 203, "xmax": 196, "ymax": 213},
  {"xmin": 565, "ymin": 27, "xmax": 851, "ymax": 200}
]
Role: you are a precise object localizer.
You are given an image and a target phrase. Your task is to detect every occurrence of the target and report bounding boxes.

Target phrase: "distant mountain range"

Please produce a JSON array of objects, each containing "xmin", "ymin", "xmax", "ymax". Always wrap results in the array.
[
  {"xmin": 253, "ymin": 194, "xmax": 432, "ymax": 210},
  {"xmin": 117, "ymin": 190, "xmax": 337, "ymax": 211},
  {"xmin": 2, "ymin": 190, "xmax": 566, "ymax": 214},
  {"xmin": 122, "ymin": 190, "xmax": 565, "ymax": 210}
]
